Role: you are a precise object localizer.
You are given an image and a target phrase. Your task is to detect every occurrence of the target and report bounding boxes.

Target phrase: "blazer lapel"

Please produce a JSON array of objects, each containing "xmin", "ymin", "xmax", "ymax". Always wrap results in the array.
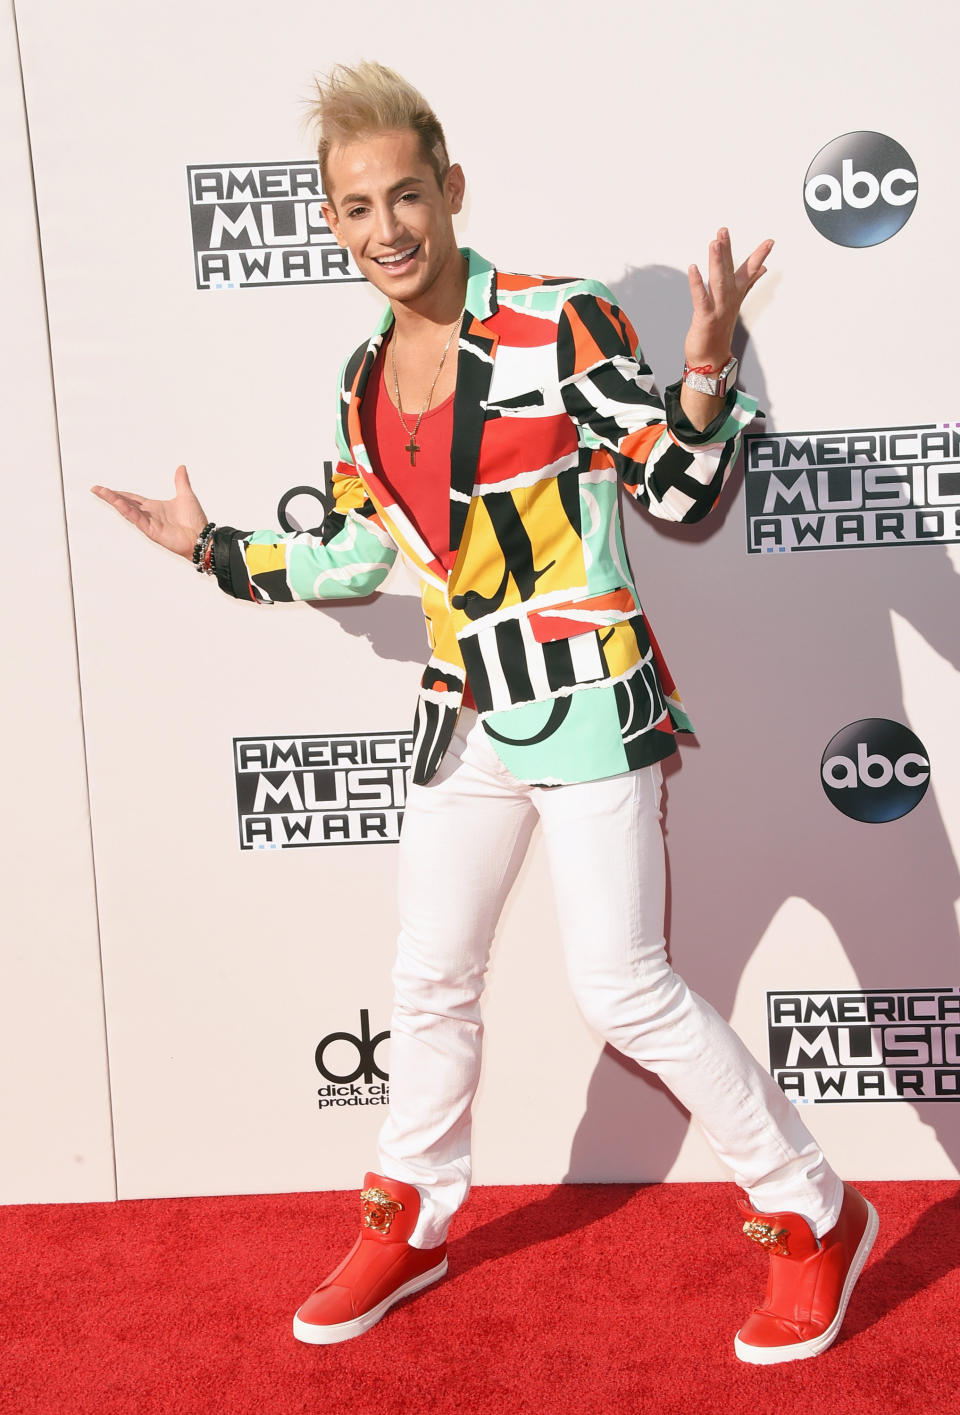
[
  {"xmin": 345, "ymin": 318, "xmax": 388, "ymax": 494},
  {"xmin": 449, "ymin": 313, "xmax": 498, "ymax": 553},
  {"xmin": 449, "ymin": 250, "xmax": 500, "ymax": 553},
  {"xmin": 346, "ymin": 249, "xmax": 500, "ymax": 565}
]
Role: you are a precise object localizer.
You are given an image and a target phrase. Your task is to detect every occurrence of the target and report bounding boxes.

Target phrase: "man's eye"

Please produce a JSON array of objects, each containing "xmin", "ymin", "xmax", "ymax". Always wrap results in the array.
[
  {"xmin": 347, "ymin": 206, "xmax": 367, "ymax": 219},
  {"xmin": 397, "ymin": 192, "xmax": 418, "ymax": 203}
]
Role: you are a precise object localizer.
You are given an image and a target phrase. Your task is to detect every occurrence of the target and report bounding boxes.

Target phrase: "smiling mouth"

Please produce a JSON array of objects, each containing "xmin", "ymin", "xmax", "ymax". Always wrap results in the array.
[{"xmin": 373, "ymin": 244, "xmax": 420, "ymax": 268}]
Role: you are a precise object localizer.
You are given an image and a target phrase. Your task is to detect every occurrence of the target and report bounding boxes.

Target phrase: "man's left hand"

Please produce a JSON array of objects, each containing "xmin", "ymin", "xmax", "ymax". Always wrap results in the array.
[{"xmin": 684, "ymin": 227, "xmax": 773, "ymax": 371}]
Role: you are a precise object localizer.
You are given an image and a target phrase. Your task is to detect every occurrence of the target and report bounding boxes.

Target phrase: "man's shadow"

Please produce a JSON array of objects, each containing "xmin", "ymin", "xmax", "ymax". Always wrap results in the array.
[
  {"xmin": 562, "ymin": 263, "xmax": 960, "ymax": 1313},
  {"xmin": 563, "ymin": 261, "xmax": 959, "ymax": 1161}
]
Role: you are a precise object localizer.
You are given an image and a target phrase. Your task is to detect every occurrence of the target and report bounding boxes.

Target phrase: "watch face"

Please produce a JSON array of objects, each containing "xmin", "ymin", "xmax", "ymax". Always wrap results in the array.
[{"xmin": 716, "ymin": 357, "xmax": 737, "ymax": 394}]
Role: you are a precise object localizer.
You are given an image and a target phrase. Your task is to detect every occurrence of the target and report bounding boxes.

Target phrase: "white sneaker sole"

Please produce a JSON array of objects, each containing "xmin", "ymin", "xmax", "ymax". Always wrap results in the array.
[
  {"xmin": 292, "ymin": 1256, "xmax": 448, "ymax": 1346},
  {"xmin": 734, "ymin": 1199, "xmax": 879, "ymax": 1365}
]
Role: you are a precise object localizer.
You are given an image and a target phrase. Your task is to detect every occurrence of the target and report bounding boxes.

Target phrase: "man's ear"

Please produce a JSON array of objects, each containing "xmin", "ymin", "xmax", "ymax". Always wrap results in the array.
[
  {"xmin": 321, "ymin": 201, "xmax": 342, "ymax": 246},
  {"xmin": 445, "ymin": 163, "xmax": 466, "ymax": 216}
]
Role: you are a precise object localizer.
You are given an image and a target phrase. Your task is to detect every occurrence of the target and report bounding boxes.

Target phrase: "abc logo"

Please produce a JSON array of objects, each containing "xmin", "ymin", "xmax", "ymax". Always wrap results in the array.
[
  {"xmin": 804, "ymin": 132, "xmax": 918, "ymax": 247},
  {"xmin": 315, "ymin": 1008, "xmax": 389, "ymax": 1083},
  {"xmin": 821, "ymin": 718, "xmax": 930, "ymax": 822}
]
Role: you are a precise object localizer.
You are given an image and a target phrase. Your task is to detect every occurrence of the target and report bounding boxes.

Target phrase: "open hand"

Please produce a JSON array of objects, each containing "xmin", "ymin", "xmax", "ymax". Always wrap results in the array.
[
  {"xmin": 684, "ymin": 228, "xmax": 773, "ymax": 370},
  {"xmin": 90, "ymin": 465, "xmax": 209, "ymax": 560}
]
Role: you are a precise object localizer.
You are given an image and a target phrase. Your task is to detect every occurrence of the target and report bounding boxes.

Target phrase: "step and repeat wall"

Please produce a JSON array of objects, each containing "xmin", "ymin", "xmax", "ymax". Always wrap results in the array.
[{"xmin": 4, "ymin": 0, "xmax": 958, "ymax": 1203}]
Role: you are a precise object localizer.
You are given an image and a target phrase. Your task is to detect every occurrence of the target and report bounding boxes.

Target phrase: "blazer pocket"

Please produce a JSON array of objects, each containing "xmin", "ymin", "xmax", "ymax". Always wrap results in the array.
[{"xmin": 526, "ymin": 587, "xmax": 637, "ymax": 644}]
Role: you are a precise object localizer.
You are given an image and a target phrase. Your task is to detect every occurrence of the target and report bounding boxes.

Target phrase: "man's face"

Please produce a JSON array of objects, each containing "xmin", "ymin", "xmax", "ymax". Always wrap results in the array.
[{"xmin": 321, "ymin": 129, "xmax": 465, "ymax": 307}]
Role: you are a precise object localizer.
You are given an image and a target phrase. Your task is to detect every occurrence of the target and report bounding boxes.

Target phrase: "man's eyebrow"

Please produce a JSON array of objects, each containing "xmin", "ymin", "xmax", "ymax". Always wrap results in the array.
[{"xmin": 340, "ymin": 176, "xmax": 426, "ymax": 204}]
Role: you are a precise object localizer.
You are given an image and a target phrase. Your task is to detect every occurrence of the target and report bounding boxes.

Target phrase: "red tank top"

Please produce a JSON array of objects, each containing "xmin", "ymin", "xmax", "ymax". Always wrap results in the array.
[
  {"xmin": 361, "ymin": 341, "xmax": 457, "ymax": 571},
  {"xmin": 360, "ymin": 339, "xmax": 476, "ymax": 708}
]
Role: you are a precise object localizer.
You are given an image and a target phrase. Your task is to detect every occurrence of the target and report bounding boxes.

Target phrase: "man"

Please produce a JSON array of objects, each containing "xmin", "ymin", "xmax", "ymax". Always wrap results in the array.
[{"xmin": 92, "ymin": 61, "xmax": 876, "ymax": 1364}]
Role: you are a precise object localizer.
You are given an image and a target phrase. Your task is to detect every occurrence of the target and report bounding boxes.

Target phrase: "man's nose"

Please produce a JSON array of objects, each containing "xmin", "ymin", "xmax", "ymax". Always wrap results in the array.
[{"xmin": 372, "ymin": 201, "xmax": 403, "ymax": 246}]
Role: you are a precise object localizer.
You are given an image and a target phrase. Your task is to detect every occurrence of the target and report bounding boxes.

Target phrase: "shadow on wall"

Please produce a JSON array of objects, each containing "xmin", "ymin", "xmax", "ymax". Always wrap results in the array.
[
  {"xmin": 565, "ymin": 262, "xmax": 960, "ymax": 1186},
  {"xmin": 307, "ymin": 592, "xmax": 427, "ymax": 666}
]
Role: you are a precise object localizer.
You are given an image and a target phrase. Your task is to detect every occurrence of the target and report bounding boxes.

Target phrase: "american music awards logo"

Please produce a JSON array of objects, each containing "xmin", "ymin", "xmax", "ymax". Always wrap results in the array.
[
  {"xmin": 744, "ymin": 421, "xmax": 960, "ymax": 553},
  {"xmin": 768, "ymin": 989, "xmax": 960, "ymax": 1103},
  {"xmin": 233, "ymin": 732, "xmax": 413, "ymax": 849},
  {"xmin": 187, "ymin": 161, "xmax": 365, "ymax": 289}
]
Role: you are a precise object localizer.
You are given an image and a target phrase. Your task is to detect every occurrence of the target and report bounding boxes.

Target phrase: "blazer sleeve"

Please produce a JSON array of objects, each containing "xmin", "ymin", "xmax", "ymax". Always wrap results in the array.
[
  {"xmin": 556, "ymin": 286, "xmax": 758, "ymax": 524},
  {"xmin": 210, "ymin": 368, "xmax": 398, "ymax": 605}
]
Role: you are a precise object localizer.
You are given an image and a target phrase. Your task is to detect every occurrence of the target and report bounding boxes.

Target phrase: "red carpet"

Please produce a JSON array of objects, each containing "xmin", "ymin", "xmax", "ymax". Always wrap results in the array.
[{"xmin": 3, "ymin": 1180, "xmax": 959, "ymax": 1415}]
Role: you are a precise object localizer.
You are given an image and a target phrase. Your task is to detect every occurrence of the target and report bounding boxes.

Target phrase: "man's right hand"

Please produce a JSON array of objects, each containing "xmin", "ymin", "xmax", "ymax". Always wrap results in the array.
[{"xmin": 90, "ymin": 464, "xmax": 209, "ymax": 560}]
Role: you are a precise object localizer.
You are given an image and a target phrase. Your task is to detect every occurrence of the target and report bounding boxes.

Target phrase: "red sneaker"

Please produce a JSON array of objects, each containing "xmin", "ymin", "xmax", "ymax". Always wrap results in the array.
[
  {"xmin": 734, "ymin": 1181, "xmax": 878, "ymax": 1364},
  {"xmin": 293, "ymin": 1172, "xmax": 447, "ymax": 1345}
]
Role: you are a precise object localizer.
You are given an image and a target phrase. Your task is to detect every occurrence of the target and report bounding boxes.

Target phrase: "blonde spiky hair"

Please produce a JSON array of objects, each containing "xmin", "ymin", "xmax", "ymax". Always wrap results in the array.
[{"xmin": 308, "ymin": 61, "xmax": 450, "ymax": 198}]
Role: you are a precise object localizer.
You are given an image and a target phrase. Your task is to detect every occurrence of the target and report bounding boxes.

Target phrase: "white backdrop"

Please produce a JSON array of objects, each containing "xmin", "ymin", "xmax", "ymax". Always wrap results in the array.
[
  {"xmin": 4, "ymin": 0, "xmax": 958, "ymax": 1204},
  {"xmin": 1, "ymin": 0, "xmax": 114, "ymax": 1203}
]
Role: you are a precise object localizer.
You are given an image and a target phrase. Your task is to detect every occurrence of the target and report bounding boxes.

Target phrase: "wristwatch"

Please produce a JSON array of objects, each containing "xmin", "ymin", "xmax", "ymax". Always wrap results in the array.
[{"xmin": 681, "ymin": 354, "xmax": 739, "ymax": 397}]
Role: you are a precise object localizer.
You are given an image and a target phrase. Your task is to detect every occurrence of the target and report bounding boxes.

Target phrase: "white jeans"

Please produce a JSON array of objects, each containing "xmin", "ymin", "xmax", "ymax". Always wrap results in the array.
[{"xmin": 378, "ymin": 709, "xmax": 843, "ymax": 1248}]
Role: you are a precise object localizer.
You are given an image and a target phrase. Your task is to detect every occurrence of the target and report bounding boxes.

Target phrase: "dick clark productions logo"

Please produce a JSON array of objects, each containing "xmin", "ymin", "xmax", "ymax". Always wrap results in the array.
[
  {"xmin": 316, "ymin": 1009, "xmax": 389, "ymax": 1083},
  {"xmin": 315, "ymin": 1010, "xmax": 390, "ymax": 1113},
  {"xmin": 820, "ymin": 719, "xmax": 931, "ymax": 822},
  {"xmin": 804, "ymin": 132, "xmax": 918, "ymax": 247}
]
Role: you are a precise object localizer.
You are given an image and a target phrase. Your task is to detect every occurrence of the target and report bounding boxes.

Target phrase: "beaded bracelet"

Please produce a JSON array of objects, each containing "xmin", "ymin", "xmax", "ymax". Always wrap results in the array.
[
  {"xmin": 194, "ymin": 529, "xmax": 215, "ymax": 574},
  {"xmin": 191, "ymin": 521, "xmax": 214, "ymax": 567},
  {"xmin": 192, "ymin": 522, "xmax": 216, "ymax": 574},
  {"xmin": 198, "ymin": 528, "xmax": 216, "ymax": 574}
]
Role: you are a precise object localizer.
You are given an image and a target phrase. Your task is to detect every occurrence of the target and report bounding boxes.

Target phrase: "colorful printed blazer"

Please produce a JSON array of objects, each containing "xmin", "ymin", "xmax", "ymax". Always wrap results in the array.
[{"xmin": 213, "ymin": 248, "xmax": 757, "ymax": 786}]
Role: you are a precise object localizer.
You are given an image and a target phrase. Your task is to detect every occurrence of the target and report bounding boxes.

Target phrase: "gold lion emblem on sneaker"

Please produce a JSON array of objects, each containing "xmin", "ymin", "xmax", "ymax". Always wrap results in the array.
[
  {"xmin": 742, "ymin": 1219, "xmax": 791, "ymax": 1256},
  {"xmin": 361, "ymin": 1187, "xmax": 404, "ymax": 1235}
]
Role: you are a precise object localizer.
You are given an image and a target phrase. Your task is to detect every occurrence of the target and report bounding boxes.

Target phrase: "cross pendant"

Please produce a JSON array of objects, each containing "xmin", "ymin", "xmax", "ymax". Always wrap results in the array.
[{"xmin": 405, "ymin": 435, "xmax": 419, "ymax": 466}]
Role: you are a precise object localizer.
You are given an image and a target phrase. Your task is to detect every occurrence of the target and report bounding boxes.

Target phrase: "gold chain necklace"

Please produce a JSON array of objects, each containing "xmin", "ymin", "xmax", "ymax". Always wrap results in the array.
[{"xmin": 391, "ymin": 311, "xmax": 464, "ymax": 467}]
